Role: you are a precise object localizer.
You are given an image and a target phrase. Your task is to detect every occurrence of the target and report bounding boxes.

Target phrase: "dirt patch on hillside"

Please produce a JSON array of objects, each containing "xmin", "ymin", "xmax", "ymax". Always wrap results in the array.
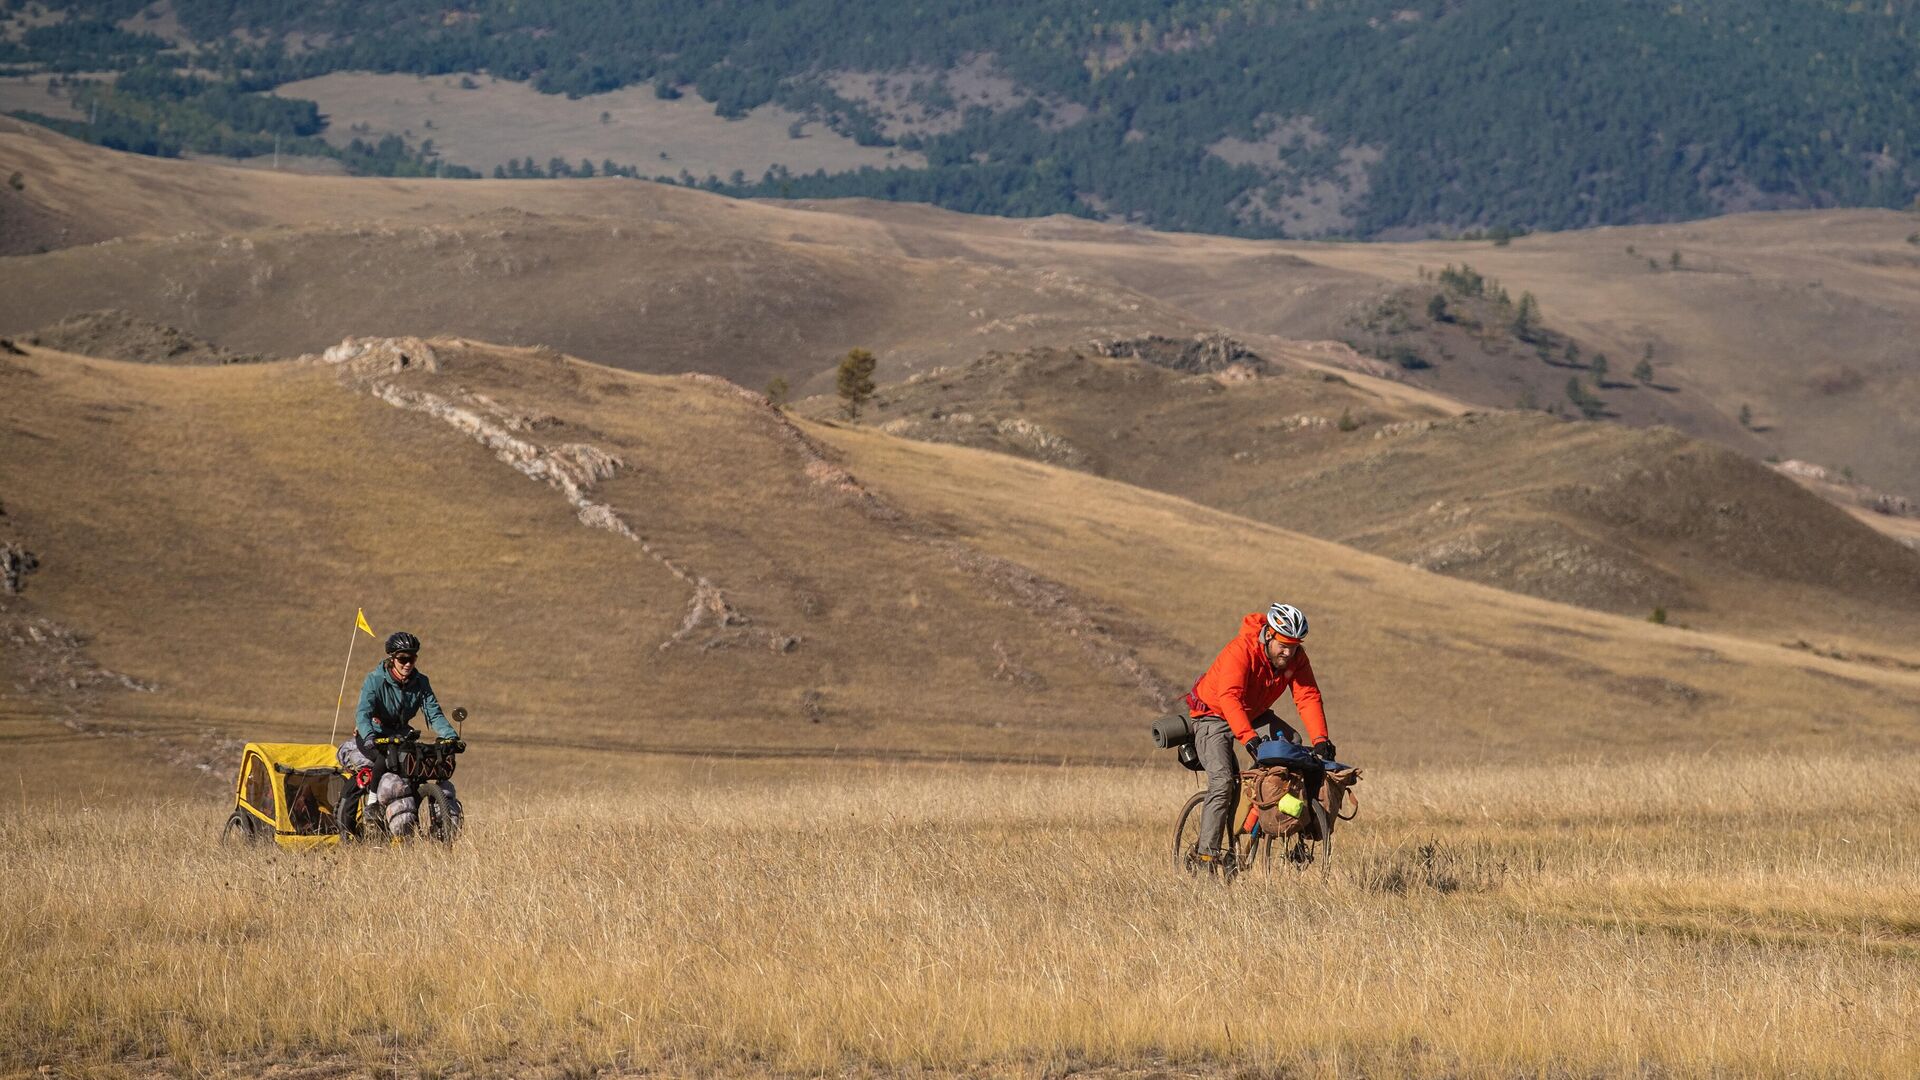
[
  {"xmin": 27, "ymin": 310, "xmax": 264, "ymax": 365},
  {"xmin": 828, "ymin": 56, "xmax": 1086, "ymax": 140},
  {"xmin": 274, "ymin": 71, "xmax": 923, "ymax": 180},
  {"xmin": 1210, "ymin": 115, "xmax": 1382, "ymax": 235}
]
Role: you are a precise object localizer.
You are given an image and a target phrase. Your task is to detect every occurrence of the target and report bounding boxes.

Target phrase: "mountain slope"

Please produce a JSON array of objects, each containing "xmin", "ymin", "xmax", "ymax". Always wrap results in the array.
[
  {"xmin": 802, "ymin": 345, "xmax": 1920, "ymax": 660},
  {"xmin": 13, "ymin": 0, "xmax": 1920, "ymax": 236},
  {"xmin": 4, "ymin": 119, "xmax": 1917, "ymax": 498},
  {"xmin": 3, "ymin": 339, "xmax": 1914, "ymax": 769}
]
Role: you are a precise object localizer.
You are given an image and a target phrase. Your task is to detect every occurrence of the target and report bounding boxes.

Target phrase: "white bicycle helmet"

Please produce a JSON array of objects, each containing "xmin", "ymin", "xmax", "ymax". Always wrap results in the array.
[{"xmin": 1265, "ymin": 602, "xmax": 1308, "ymax": 641}]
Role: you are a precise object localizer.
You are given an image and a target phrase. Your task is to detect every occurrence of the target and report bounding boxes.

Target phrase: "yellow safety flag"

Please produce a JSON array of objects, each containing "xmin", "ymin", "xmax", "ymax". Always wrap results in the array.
[{"xmin": 335, "ymin": 609, "xmax": 376, "ymax": 743}]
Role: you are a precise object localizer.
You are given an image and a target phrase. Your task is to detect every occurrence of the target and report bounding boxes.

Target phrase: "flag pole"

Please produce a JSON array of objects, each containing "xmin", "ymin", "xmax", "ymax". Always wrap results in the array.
[{"xmin": 331, "ymin": 624, "xmax": 360, "ymax": 746}]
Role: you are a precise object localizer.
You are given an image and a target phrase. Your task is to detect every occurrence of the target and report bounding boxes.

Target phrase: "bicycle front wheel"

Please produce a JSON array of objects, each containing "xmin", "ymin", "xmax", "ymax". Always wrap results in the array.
[
  {"xmin": 1309, "ymin": 799, "xmax": 1334, "ymax": 865},
  {"xmin": 419, "ymin": 783, "xmax": 462, "ymax": 844}
]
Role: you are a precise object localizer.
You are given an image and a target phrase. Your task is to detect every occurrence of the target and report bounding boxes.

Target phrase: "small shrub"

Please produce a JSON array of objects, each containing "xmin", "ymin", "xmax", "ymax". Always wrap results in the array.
[
  {"xmin": 1738, "ymin": 403, "xmax": 1753, "ymax": 429},
  {"xmin": 1337, "ymin": 407, "xmax": 1359, "ymax": 432},
  {"xmin": 6, "ymin": 171, "xmax": 21, "ymax": 192},
  {"xmin": 1387, "ymin": 343, "xmax": 1429, "ymax": 370},
  {"xmin": 1566, "ymin": 377, "xmax": 1605, "ymax": 419},
  {"xmin": 764, "ymin": 376, "xmax": 790, "ymax": 407},
  {"xmin": 1649, "ymin": 607, "xmax": 1667, "ymax": 625}
]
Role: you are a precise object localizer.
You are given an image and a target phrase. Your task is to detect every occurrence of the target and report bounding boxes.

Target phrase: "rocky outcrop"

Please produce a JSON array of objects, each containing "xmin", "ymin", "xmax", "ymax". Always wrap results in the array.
[
  {"xmin": 1, "ymin": 500, "xmax": 38, "ymax": 596},
  {"xmin": 1774, "ymin": 459, "xmax": 1917, "ymax": 519},
  {"xmin": 0, "ymin": 542, "xmax": 36, "ymax": 595},
  {"xmin": 27, "ymin": 309, "xmax": 263, "ymax": 365},
  {"xmin": 1093, "ymin": 332, "xmax": 1268, "ymax": 377},
  {"xmin": 322, "ymin": 338, "xmax": 791, "ymax": 653}
]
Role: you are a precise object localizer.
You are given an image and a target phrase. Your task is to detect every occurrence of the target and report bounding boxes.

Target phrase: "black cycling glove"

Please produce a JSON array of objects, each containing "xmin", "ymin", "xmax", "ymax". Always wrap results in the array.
[{"xmin": 1311, "ymin": 739, "xmax": 1337, "ymax": 762}]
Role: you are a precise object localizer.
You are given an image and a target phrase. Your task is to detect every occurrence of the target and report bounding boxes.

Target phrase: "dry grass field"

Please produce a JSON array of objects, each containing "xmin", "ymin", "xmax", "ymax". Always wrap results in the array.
[
  {"xmin": 5, "ymin": 738, "xmax": 1917, "ymax": 1078},
  {"xmin": 273, "ymin": 72, "xmax": 922, "ymax": 180}
]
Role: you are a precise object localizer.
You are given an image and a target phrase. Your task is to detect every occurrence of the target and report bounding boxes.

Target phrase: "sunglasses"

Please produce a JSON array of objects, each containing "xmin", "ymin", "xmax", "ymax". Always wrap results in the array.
[{"xmin": 392, "ymin": 654, "xmax": 417, "ymax": 665}]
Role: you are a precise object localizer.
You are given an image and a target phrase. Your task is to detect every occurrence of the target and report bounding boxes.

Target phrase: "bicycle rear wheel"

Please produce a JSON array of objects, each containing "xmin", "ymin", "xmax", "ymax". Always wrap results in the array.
[
  {"xmin": 1173, "ymin": 790, "xmax": 1240, "ymax": 878},
  {"xmin": 1172, "ymin": 791, "xmax": 1206, "ymax": 874}
]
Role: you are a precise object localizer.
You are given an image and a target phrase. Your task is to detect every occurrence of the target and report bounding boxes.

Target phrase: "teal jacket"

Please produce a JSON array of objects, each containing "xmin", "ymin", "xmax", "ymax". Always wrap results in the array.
[{"xmin": 354, "ymin": 663, "xmax": 457, "ymax": 741}]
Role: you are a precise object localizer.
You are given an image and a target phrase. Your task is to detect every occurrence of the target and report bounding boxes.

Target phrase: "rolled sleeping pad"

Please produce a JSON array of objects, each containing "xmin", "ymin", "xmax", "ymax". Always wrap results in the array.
[{"xmin": 1151, "ymin": 713, "xmax": 1193, "ymax": 749}]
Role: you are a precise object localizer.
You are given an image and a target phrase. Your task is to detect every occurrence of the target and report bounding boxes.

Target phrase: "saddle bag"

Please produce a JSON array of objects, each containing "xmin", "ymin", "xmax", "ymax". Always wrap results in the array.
[
  {"xmin": 1321, "ymin": 766, "xmax": 1362, "ymax": 822},
  {"xmin": 1240, "ymin": 766, "xmax": 1309, "ymax": 838},
  {"xmin": 389, "ymin": 745, "xmax": 457, "ymax": 782}
]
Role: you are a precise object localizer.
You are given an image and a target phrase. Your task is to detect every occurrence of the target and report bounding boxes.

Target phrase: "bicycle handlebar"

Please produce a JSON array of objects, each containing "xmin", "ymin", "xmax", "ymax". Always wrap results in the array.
[{"xmin": 368, "ymin": 735, "xmax": 465, "ymax": 752}]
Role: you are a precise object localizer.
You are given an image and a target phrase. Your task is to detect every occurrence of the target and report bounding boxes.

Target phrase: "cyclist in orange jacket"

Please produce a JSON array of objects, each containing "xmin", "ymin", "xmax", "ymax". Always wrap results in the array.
[{"xmin": 1185, "ymin": 603, "xmax": 1335, "ymax": 859}]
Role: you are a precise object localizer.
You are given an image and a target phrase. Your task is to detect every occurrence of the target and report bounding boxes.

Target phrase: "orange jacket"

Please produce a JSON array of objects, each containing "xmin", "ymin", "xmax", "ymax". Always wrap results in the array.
[{"xmin": 1186, "ymin": 612, "xmax": 1329, "ymax": 746}]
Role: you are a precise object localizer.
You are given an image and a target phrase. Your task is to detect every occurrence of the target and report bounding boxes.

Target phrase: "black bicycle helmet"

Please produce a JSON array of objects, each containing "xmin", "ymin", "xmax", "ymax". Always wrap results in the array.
[{"xmin": 384, "ymin": 631, "xmax": 420, "ymax": 656}]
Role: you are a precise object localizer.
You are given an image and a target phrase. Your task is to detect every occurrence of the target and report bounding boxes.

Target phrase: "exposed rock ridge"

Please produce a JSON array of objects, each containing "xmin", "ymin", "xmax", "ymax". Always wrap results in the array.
[
  {"xmin": 1, "ymin": 499, "xmax": 39, "ymax": 596},
  {"xmin": 1092, "ymin": 332, "xmax": 1268, "ymax": 377},
  {"xmin": 322, "ymin": 338, "xmax": 785, "ymax": 652},
  {"xmin": 1774, "ymin": 459, "xmax": 1917, "ymax": 520},
  {"xmin": 683, "ymin": 373, "xmax": 1181, "ymax": 710}
]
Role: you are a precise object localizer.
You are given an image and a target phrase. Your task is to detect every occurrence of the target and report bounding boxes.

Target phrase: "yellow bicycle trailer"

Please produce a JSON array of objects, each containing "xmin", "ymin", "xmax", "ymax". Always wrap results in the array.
[{"xmin": 221, "ymin": 742, "xmax": 349, "ymax": 851}]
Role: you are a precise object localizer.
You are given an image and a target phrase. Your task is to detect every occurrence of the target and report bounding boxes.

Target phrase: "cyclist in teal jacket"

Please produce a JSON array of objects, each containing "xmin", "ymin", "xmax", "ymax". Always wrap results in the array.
[
  {"xmin": 337, "ymin": 631, "xmax": 461, "ymax": 835},
  {"xmin": 354, "ymin": 631, "xmax": 459, "ymax": 742}
]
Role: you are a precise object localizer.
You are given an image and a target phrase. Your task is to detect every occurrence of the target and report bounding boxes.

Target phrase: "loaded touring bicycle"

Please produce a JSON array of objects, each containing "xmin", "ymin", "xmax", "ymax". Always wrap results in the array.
[{"xmin": 220, "ymin": 708, "xmax": 467, "ymax": 848}]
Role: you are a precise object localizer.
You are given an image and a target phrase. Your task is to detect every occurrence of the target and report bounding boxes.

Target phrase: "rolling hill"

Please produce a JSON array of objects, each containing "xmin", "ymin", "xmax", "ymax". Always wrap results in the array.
[
  {"xmin": 800, "ymin": 344, "xmax": 1920, "ymax": 659},
  {"xmin": 4, "ymin": 118, "xmax": 1917, "ymax": 505},
  {"xmin": 4, "ymin": 336, "xmax": 1916, "ymax": 776}
]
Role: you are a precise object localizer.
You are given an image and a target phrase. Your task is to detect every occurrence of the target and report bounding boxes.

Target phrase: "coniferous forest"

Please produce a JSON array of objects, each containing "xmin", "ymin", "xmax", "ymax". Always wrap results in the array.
[{"xmin": 7, "ymin": 0, "xmax": 1920, "ymax": 236}]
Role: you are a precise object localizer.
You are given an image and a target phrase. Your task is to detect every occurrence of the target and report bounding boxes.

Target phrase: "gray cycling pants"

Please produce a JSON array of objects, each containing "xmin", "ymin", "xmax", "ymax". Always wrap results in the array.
[{"xmin": 1194, "ymin": 718, "xmax": 1239, "ymax": 855}]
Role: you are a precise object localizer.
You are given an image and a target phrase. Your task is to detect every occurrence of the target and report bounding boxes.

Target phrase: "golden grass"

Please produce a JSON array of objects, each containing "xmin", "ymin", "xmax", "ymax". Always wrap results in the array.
[{"xmin": 5, "ymin": 751, "xmax": 1917, "ymax": 1077}]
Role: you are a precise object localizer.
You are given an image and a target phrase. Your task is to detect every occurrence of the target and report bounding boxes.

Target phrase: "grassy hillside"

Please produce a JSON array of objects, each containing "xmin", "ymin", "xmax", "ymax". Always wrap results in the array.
[
  {"xmin": 802, "ymin": 345, "xmax": 1920, "ymax": 658},
  {"xmin": 5, "ymin": 338, "xmax": 1916, "ymax": 770},
  {"xmin": 7, "ymin": 120, "xmax": 1920, "ymax": 503},
  {"xmin": 0, "ymin": 339, "xmax": 1183, "ymax": 763}
]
